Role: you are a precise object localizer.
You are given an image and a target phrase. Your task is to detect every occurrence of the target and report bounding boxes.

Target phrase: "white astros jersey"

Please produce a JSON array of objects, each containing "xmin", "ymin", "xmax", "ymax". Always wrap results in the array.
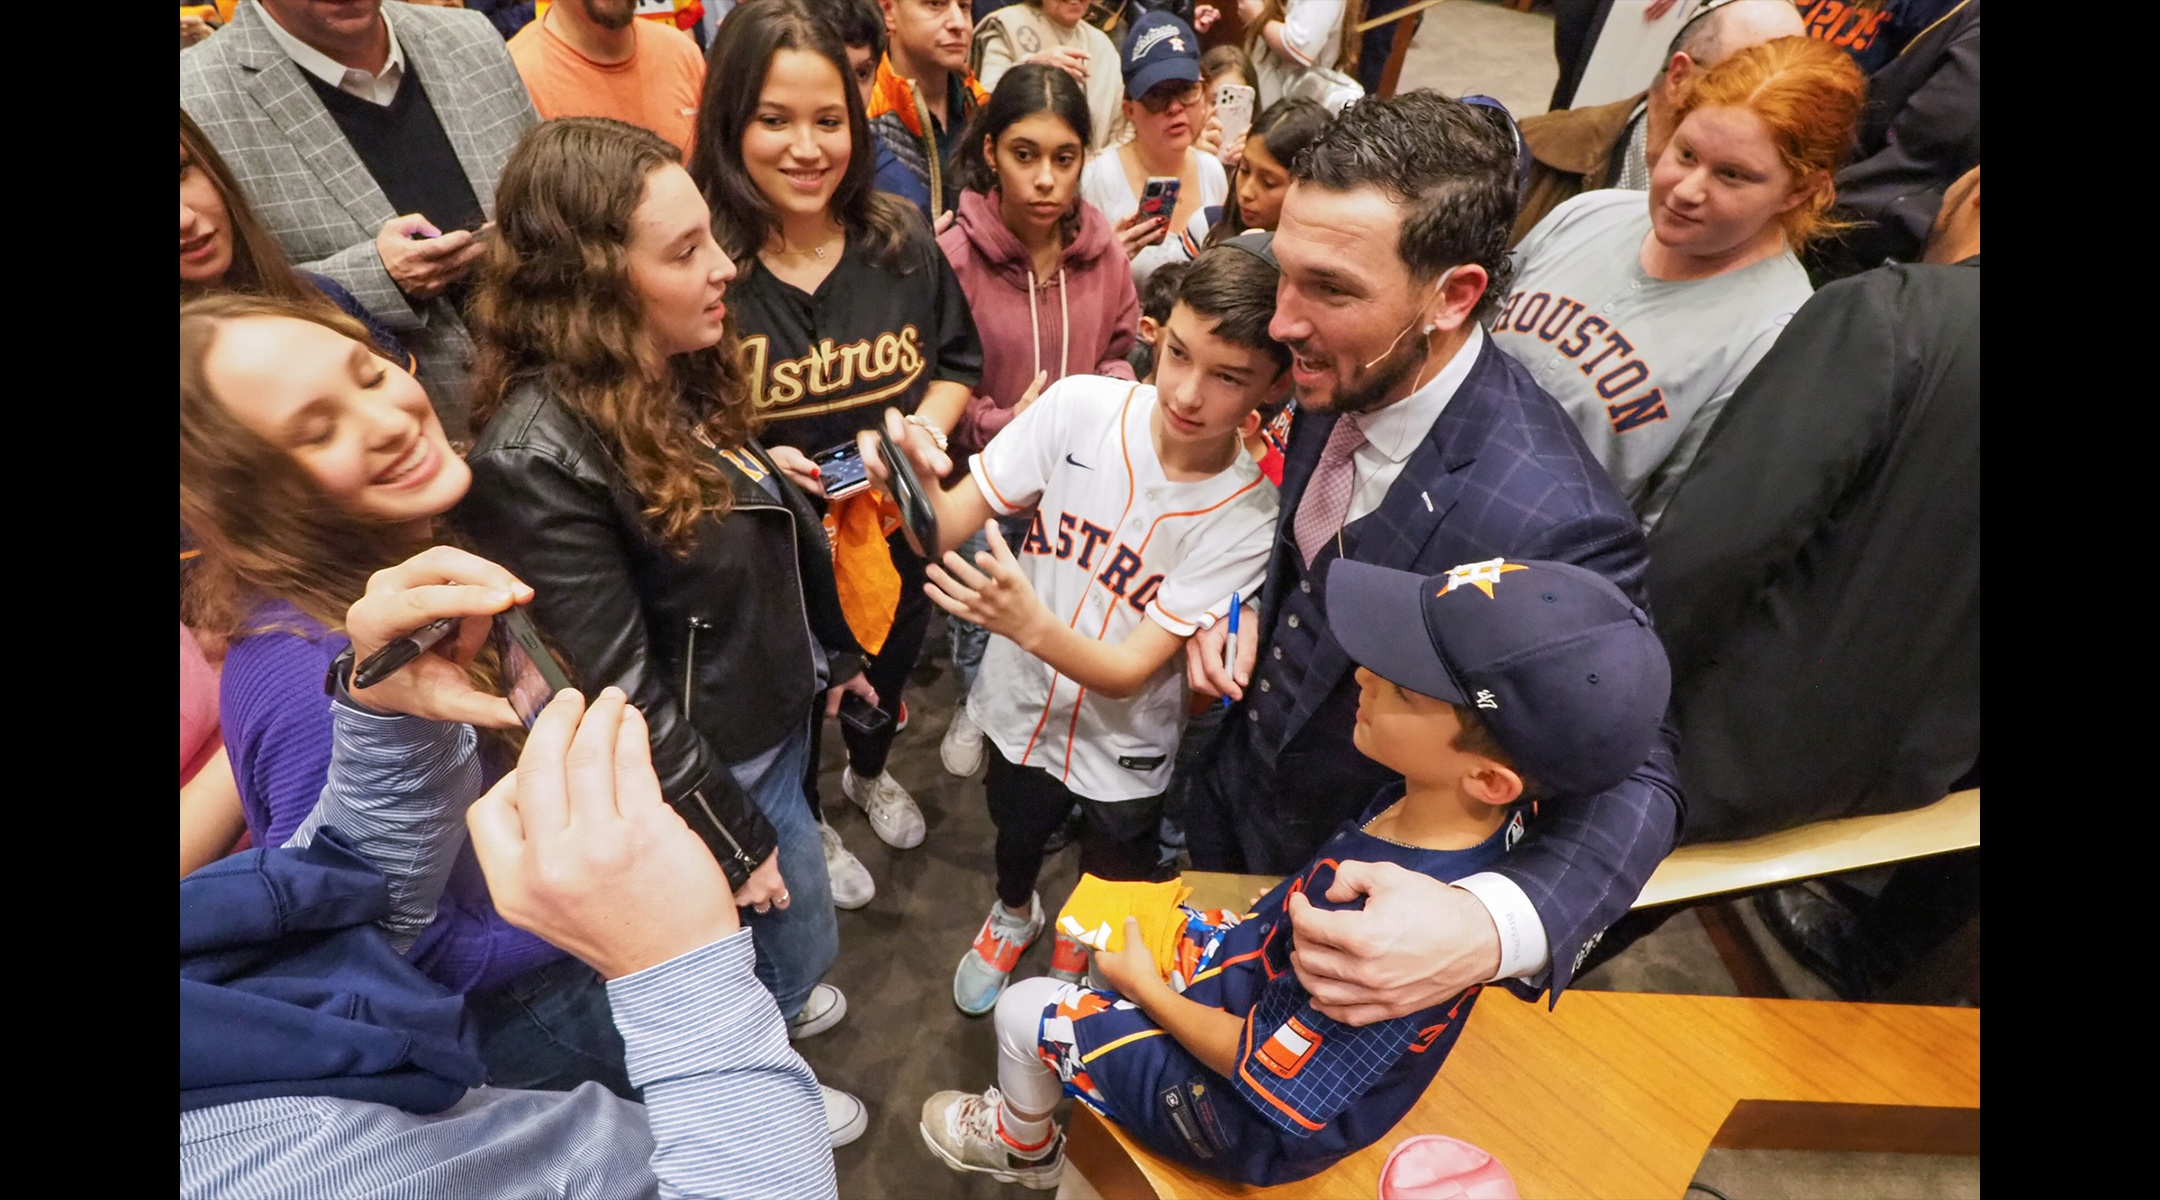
[{"xmin": 967, "ymin": 376, "xmax": 1279, "ymax": 801}]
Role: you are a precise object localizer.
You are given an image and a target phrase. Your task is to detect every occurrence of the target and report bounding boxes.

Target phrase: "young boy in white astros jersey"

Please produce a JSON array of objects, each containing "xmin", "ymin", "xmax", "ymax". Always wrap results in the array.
[{"xmin": 862, "ymin": 236, "xmax": 1292, "ymax": 1022}]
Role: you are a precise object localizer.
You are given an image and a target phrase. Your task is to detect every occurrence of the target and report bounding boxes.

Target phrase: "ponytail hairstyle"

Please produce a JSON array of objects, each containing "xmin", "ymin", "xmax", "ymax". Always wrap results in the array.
[
  {"xmin": 179, "ymin": 293, "xmax": 427, "ymax": 654},
  {"xmin": 470, "ymin": 118, "xmax": 758, "ymax": 551},
  {"xmin": 1672, "ymin": 35, "xmax": 1867, "ymax": 248},
  {"xmin": 1205, "ymin": 96, "xmax": 1330, "ymax": 248},
  {"xmin": 951, "ymin": 63, "xmax": 1093, "ymax": 242},
  {"xmin": 1242, "ymin": 0, "xmax": 1364, "ymax": 74}
]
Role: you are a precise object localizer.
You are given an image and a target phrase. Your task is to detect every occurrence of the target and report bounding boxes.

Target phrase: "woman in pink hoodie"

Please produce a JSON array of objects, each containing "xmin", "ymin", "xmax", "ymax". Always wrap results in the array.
[{"xmin": 936, "ymin": 62, "xmax": 1140, "ymax": 776}]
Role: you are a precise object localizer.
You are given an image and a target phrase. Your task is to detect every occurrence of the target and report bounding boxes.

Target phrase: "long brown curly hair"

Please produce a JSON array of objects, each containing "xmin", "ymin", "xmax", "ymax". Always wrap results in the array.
[
  {"xmin": 470, "ymin": 118, "xmax": 758, "ymax": 550},
  {"xmin": 179, "ymin": 293, "xmax": 430, "ymax": 656}
]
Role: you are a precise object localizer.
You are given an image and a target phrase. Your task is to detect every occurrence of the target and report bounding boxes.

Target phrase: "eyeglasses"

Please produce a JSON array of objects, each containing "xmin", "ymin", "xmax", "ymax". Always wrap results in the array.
[{"xmin": 1137, "ymin": 80, "xmax": 1203, "ymax": 115}]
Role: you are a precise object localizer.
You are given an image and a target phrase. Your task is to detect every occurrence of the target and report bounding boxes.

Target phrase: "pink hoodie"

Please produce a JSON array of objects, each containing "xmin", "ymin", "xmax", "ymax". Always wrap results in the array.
[{"xmin": 938, "ymin": 188, "xmax": 1139, "ymax": 460}]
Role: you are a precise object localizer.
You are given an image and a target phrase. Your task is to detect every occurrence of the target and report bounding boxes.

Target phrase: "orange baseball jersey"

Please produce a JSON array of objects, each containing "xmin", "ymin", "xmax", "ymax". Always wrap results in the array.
[{"xmin": 967, "ymin": 376, "xmax": 1277, "ymax": 800}]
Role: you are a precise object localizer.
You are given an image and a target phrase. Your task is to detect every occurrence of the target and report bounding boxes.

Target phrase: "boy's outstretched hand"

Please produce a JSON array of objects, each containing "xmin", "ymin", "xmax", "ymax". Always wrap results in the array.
[
  {"xmin": 1093, "ymin": 916, "xmax": 1163, "ymax": 1001},
  {"xmin": 925, "ymin": 520, "xmax": 1050, "ymax": 644}
]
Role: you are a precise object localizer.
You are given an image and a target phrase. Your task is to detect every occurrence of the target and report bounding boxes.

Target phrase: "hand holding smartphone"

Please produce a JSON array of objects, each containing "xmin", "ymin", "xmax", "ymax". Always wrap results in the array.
[
  {"xmin": 1214, "ymin": 85, "xmax": 1256, "ymax": 151},
  {"xmin": 812, "ymin": 442, "xmax": 872, "ymax": 499},
  {"xmin": 1139, "ymin": 176, "xmax": 1181, "ymax": 225},
  {"xmin": 492, "ymin": 607, "xmax": 576, "ymax": 729}
]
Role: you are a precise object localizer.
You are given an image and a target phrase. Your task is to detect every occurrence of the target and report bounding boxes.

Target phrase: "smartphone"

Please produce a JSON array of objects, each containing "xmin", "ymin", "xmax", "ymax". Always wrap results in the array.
[
  {"xmin": 491, "ymin": 606, "xmax": 575, "ymax": 729},
  {"xmin": 812, "ymin": 441, "xmax": 871, "ymax": 499},
  {"xmin": 1214, "ymin": 84, "xmax": 1257, "ymax": 151},
  {"xmin": 1139, "ymin": 176, "xmax": 1181, "ymax": 224},
  {"xmin": 837, "ymin": 691, "xmax": 894, "ymax": 739},
  {"xmin": 873, "ymin": 429, "xmax": 941, "ymax": 560}
]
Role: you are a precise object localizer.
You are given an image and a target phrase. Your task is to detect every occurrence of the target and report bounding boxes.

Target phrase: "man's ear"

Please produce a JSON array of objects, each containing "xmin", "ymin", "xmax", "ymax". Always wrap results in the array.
[
  {"xmin": 1462, "ymin": 759, "xmax": 1525, "ymax": 808},
  {"xmin": 1663, "ymin": 51, "xmax": 1697, "ymax": 98},
  {"xmin": 1430, "ymin": 264, "xmax": 1489, "ymax": 335}
]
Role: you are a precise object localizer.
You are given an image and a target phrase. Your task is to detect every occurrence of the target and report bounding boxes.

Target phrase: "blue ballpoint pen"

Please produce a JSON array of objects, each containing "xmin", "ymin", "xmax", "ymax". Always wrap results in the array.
[{"xmin": 1221, "ymin": 593, "xmax": 1240, "ymax": 708}]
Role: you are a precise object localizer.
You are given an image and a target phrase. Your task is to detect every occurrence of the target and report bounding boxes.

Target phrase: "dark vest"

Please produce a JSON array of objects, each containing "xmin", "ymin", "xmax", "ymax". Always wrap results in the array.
[{"xmin": 305, "ymin": 65, "xmax": 485, "ymax": 239}]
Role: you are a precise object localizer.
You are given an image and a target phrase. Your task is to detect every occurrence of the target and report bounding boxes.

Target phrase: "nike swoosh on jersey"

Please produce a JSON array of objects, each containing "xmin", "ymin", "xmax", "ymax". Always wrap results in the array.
[{"xmin": 1065, "ymin": 454, "xmax": 1092, "ymax": 469}]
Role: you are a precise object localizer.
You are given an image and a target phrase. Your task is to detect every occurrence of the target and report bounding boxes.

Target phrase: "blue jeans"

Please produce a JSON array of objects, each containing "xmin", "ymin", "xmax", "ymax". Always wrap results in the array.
[
  {"xmin": 731, "ymin": 723, "xmax": 838, "ymax": 1021},
  {"xmin": 469, "ymin": 955, "xmax": 636, "ymax": 1100},
  {"xmin": 948, "ymin": 515, "xmax": 1035, "ymax": 694}
]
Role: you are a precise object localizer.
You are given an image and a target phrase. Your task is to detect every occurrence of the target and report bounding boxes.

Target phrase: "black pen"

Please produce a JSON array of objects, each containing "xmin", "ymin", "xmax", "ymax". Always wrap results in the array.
[{"xmin": 351, "ymin": 616, "xmax": 461, "ymax": 690}]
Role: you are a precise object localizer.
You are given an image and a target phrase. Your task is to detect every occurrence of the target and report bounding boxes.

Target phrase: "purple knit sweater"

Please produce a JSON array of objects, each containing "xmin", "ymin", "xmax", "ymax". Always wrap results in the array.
[{"xmin": 219, "ymin": 601, "xmax": 564, "ymax": 995}]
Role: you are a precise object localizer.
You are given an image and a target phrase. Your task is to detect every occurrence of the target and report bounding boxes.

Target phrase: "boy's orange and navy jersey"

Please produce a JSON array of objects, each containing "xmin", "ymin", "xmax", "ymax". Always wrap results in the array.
[{"xmin": 1030, "ymin": 784, "xmax": 1521, "ymax": 1186}]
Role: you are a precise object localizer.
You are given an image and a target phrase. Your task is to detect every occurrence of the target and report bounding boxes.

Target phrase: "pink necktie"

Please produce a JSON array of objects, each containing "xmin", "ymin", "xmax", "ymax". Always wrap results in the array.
[{"xmin": 1294, "ymin": 417, "xmax": 1367, "ymax": 568}]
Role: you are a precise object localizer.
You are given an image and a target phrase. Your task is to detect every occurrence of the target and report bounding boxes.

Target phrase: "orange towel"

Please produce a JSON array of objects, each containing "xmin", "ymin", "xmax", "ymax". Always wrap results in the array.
[
  {"xmin": 823, "ymin": 490, "xmax": 903, "ymax": 656},
  {"xmin": 1056, "ymin": 874, "xmax": 1194, "ymax": 980}
]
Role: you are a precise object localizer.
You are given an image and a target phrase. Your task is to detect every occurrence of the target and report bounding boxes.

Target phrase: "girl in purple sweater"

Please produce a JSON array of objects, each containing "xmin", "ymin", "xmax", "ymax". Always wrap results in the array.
[{"xmin": 178, "ymin": 293, "xmax": 633, "ymax": 1098}]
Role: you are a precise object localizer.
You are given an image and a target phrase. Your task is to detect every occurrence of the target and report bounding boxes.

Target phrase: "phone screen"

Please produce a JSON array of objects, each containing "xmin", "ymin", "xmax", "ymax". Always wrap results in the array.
[
  {"xmin": 813, "ymin": 442, "xmax": 871, "ymax": 498},
  {"xmin": 493, "ymin": 608, "xmax": 575, "ymax": 729},
  {"xmin": 1214, "ymin": 85, "xmax": 1256, "ymax": 149}
]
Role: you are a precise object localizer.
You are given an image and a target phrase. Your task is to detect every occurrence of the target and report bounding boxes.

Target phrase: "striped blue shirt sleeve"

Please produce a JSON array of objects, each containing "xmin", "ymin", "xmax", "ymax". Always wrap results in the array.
[
  {"xmin": 180, "ymin": 934, "xmax": 836, "ymax": 1199},
  {"xmin": 284, "ymin": 697, "xmax": 481, "ymax": 953}
]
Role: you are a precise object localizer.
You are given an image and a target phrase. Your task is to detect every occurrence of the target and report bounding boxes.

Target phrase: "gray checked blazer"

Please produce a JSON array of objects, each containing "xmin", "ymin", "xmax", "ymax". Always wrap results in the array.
[{"xmin": 181, "ymin": 1, "xmax": 539, "ymax": 439}]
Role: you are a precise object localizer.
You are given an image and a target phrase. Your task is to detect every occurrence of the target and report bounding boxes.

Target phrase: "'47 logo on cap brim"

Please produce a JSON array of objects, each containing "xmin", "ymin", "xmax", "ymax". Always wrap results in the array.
[{"xmin": 1440, "ymin": 557, "xmax": 1527, "ymax": 599}]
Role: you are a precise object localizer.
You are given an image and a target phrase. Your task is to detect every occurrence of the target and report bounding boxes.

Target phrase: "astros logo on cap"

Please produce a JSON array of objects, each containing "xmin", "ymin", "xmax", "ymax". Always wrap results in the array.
[{"xmin": 1440, "ymin": 557, "xmax": 1527, "ymax": 599}]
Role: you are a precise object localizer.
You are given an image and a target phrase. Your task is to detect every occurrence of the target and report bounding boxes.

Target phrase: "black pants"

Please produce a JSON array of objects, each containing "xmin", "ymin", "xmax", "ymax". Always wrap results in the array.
[
  {"xmin": 986, "ymin": 746, "xmax": 1165, "ymax": 910},
  {"xmin": 1354, "ymin": 1, "xmax": 1423, "ymax": 95},
  {"xmin": 807, "ymin": 531, "xmax": 933, "ymax": 821}
]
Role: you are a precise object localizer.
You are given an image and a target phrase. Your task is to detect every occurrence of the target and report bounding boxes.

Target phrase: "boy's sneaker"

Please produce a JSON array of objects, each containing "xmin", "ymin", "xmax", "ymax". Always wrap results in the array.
[
  {"xmin": 788, "ymin": 983, "xmax": 848, "ymax": 1041},
  {"xmin": 895, "ymin": 701, "xmax": 909, "ymax": 732},
  {"xmin": 954, "ymin": 894, "xmax": 1043, "ymax": 1015},
  {"xmin": 825, "ymin": 1085, "xmax": 869, "ymax": 1147},
  {"xmin": 1047, "ymin": 930, "xmax": 1090, "ymax": 984},
  {"xmin": 843, "ymin": 767, "xmax": 925, "ymax": 849},
  {"xmin": 920, "ymin": 1087, "xmax": 1063, "ymax": 1190},
  {"xmin": 820, "ymin": 821, "xmax": 875, "ymax": 910},
  {"xmin": 940, "ymin": 706, "xmax": 986, "ymax": 777}
]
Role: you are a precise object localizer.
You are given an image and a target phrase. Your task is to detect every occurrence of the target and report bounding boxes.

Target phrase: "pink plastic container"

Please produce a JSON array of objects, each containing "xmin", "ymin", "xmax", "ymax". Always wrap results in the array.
[{"xmin": 1376, "ymin": 1134, "xmax": 1519, "ymax": 1200}]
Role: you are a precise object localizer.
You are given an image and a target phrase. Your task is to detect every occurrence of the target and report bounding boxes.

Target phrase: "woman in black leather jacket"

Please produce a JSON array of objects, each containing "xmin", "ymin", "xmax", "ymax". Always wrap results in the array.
[{"xmin": 453, "ymin": 119, "xmax": 874, "ymax": 1134}]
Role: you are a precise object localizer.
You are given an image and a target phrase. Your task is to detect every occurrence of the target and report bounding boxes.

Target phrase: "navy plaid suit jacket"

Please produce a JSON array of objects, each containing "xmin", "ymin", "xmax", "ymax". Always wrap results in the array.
[{"xmin": 1209, "ymin": 332, "xmax": 1683, "ymax": 1001}]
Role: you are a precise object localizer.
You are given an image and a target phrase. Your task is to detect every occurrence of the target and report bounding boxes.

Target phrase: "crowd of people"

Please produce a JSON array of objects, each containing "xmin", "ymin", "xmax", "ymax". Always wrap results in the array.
[{"xmin": 180, "ymin": 0, "xmax": 1979, "ymax": 1195}]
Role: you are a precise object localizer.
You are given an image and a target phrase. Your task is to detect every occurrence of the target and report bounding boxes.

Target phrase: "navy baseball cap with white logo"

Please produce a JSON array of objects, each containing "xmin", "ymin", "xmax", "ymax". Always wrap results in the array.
[
  {"xmin": 1121, "ymin": 11, "xmax": 1202, "ymax": 101},
  {"xmin": 1327, "ymin": 557, "xmax": 1670, "ymax": 798}
]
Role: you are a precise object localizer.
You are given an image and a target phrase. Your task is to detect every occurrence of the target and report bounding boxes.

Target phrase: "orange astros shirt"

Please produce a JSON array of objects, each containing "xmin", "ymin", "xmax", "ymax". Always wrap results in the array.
[{"xmin": 508, "ymin": 11, "xmax": 706, "ymax": 156}]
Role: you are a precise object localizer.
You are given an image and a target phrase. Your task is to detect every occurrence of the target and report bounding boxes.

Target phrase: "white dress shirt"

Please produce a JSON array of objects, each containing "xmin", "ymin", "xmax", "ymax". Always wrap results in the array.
[
  {"xmin": 258, "ymin": 2, "xmax": 409, "ymax": 105},
  {"xmin": 1317, "ymin": 322, "xmax": 1556, "ymax": 984}
]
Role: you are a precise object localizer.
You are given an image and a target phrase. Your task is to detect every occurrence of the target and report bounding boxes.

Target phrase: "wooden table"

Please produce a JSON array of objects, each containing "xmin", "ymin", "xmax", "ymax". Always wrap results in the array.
[{"xmin": 1066, "ymin": 988, "xmax": 1979, "ymax": 1199}]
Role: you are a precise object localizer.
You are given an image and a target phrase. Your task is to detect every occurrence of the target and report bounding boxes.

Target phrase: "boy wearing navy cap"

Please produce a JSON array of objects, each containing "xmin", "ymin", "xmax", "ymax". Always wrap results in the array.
[{"xmin": 919, "ymin": 555, "xmax": 1671, "ymax": 1188}]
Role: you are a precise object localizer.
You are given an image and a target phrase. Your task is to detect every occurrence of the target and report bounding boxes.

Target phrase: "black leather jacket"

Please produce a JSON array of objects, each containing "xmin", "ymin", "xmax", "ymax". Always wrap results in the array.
[{"xmin": 453, "ymin": 381, "xmax": 865, "ymax": 889}]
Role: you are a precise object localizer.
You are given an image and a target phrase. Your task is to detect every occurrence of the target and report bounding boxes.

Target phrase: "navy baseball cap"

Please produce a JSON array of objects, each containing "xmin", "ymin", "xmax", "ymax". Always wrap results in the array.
[
  {"xmin": 1122, "ymin": 12, "xmax": 1202, "ymax": 101},
  {"xmin": 1327, "ymin": 557, "xmax": 1670, "ymax": 798}
]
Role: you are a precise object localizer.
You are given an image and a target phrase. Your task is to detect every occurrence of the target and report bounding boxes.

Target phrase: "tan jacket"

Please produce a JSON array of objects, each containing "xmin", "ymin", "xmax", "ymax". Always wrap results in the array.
[{"xmin": 1511, "ymin": 90, "xmax": 1645, "ymax": 248}]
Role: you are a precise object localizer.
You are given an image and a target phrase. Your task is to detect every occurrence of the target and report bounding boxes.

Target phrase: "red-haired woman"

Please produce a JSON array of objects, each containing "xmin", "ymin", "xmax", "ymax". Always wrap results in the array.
[{"xmin": 1495, "ymin": 36, "xmax": 1865, "ymax": 531}]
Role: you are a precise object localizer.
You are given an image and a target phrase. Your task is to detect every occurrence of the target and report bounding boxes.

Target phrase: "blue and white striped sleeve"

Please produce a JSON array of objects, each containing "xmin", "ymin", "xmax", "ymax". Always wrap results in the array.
[
  {"xmin": 285, "ymin": 698, "xmax": 481, "ymax": 953},
  {"xmin": 610, "ymin": 931, "xmax": 838, "ymax": 1200}
]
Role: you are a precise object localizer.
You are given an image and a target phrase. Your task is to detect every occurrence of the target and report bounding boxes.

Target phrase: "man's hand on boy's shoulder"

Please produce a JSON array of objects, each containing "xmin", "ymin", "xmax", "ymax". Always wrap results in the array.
[{"xmin": 1287, "ymin": 862, "xmax": 1502, "ymax": 1026}]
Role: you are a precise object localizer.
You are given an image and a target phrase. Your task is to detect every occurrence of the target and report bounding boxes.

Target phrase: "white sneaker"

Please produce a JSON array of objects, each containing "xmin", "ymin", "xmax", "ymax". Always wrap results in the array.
[
  {"xmin": 940, "ymin": 706, "xmax": 986, "ymax": 777},
  {"xmin": 820, "ymin": 820, "xmax": 875, "ymax": 910},
  {"xmin": 788, "ymin": 983, "xmax": 848, "ymax": 1041},
  {"xmin": 824, "ymin": 1085, "xmax": 869, "ymax": 1147},
  {"xmin": 843, "ymin": 767, "xmax": 926, "ymax": 849},
  {"xmin": 920, "ymin": 1087, "xmax": 1063, "ymax": 1189}
]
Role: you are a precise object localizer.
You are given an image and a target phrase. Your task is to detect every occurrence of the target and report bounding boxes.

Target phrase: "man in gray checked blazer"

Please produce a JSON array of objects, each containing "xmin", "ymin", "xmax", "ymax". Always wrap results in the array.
[{"xmin": 181, "ymin": 0, "xmax": 540, "ymax": 439}]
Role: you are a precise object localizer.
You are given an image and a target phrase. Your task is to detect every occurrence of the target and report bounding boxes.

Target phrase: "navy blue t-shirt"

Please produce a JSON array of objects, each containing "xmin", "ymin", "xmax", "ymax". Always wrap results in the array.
[{"xmin": 1064, "ymin": 785, "xmax": 1520, "ymax": 1186}]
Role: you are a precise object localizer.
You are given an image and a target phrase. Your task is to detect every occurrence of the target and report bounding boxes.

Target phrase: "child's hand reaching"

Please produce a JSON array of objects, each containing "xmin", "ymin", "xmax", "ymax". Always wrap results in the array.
[
  {"xmin": 1092, "ymin": 916, "xmax": 1163, "ymax": 1001},
  {"xmin": 925, "ymin": 520, "xmax": 1051, "ymax": 644}
]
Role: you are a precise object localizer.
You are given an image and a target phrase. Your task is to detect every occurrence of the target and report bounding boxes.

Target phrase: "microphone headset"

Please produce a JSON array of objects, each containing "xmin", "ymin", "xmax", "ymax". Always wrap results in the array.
[{"xmin": 1361, "ymin": 267, "xmax": 1457, "ymax": 370}]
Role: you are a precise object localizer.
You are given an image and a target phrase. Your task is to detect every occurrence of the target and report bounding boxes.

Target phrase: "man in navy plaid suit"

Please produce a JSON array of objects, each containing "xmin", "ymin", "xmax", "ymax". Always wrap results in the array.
[{"xmin": 1182, "ymin": 92, "xmax": 1683, "ymax": 1017}]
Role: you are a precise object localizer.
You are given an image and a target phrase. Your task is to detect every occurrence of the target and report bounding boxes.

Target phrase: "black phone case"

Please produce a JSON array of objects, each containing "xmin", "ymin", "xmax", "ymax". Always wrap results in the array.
[
  {"xmin": 837, "ymin": 692, "xmax": 894, "ymax": 739},
  {"xmin": 875, "ymin": 432, "xmax": 941, "ymax": 559}
]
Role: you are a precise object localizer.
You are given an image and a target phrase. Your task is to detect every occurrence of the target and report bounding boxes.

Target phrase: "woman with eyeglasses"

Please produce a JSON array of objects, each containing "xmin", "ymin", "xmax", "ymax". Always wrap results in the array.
[{"xmin": 1078, "ymin": 12, "xmax": 1227, "ymax": 286}]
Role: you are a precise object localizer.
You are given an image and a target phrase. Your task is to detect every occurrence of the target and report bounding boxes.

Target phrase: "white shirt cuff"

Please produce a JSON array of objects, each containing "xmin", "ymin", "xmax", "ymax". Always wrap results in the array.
[{"xmin": 1454, "ymin": 872, "xmax": 1550, "ymax": 982}]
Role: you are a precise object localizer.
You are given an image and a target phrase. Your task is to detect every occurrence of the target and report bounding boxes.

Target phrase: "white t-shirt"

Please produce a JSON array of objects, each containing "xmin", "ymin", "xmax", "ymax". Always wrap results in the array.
[
  {"xmin": 1079, "ymin": 148, "xmax": 1230, "ymax": 288},
  {"xmin": 967, "ymin": 376, "xmax": 1279, "ymax": 800},
  {"xmin": 1253, "ymin": 0, "xmax": 1359, "ymax": 111},
  {"xmin": 1495, "ymin": 189, "xmax": 1813, "ymax": 529}
]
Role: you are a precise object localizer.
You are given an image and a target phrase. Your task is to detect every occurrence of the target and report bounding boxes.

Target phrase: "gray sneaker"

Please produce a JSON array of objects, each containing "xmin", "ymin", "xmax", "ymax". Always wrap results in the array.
[
  {"xmin": 919, "ymin": 1087, "xmax": 1063, "ymax": 1190},
  {"xmin": 953, "ymin": 894, "xmax": 1043, "ymax": 1016},
  {"xmin": 819, "ymin": 820, "xmax": 875, "ymax": 910},
  {"xmin": 788, "ymin": 983, "xmax": 848, "ymax": 1041},
  {"xmin": 940, "ymin": 706, "xmax": 986, "ymax": 776},
  {"xmin": 843, "ymin": 767, "xmax": 926, "ymax": 849},
  {"xmin": 824, "ymin": 1085, "xmax": 869, "ymax": 1147}
]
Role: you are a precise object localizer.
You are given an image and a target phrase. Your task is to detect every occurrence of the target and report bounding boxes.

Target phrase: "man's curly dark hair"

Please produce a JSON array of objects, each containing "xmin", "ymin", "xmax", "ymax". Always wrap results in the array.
[{"xmin": 1291, "ymin": 91, "xmax": 1519, "ymax": 323}]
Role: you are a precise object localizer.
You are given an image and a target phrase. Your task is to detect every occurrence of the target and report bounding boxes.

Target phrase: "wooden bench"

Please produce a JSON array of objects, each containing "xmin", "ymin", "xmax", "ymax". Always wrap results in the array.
[
  {"xmin": 1061, "ymin": 792, "xmax": 1983, "ymax": 1197},
  {"xmin": 1064, "ymin": 988, "xmax": 1979, "ymax": 1198}
]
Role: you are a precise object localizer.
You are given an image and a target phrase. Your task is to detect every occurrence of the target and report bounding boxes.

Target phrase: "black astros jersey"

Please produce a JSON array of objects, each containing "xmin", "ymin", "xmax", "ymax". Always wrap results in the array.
[{"xmin": 726, "ymin": 225, "xmax": 984, "ymax": 456}]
